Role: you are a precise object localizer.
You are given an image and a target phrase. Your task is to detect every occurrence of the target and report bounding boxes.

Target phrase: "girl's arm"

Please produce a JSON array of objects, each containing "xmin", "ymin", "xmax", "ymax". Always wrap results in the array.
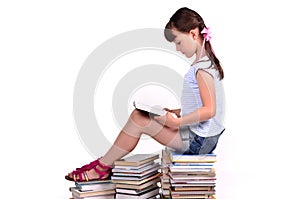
[
  {"xmin": 180, "ymin": 69, "xmax": 216, "ymax": 125},
  {"xmin": 155, "ymin": 70, "xmax": 216, "ymax": 128}
]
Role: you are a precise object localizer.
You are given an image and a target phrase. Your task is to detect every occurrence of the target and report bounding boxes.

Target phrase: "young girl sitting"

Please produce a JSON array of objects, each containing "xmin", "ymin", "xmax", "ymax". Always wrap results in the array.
[{"xmin": 65, "ymin": 7, "xmax": 225, "ymax": 182}]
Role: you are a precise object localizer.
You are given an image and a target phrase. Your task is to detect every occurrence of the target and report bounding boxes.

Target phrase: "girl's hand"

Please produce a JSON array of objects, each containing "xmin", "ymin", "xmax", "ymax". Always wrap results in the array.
[
  {"xmin": 163, "ymin": 108, "xmax": 181, "ymax": 118},
  {"xmin": 154, "ymin": 111, "xmax": 180, "ymax": 129}
]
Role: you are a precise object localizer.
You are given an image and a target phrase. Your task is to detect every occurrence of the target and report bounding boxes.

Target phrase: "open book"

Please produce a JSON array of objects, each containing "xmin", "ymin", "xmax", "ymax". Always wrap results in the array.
[{"xmin": 133, "ymin": 101, "xmax": 166, "ymax": 116}]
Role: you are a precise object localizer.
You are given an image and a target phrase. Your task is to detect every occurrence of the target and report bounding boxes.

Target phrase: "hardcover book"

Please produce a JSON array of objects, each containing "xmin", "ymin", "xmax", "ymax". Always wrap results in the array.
[
  {"xmin": 133, "ymin": 101, "xmax": 166, "ymax": 116},
  {"xmin": 114, "ymin": 177, "xmax": 160, "ymax": 190},
  {"xmin": 114, "ymin": 154, "xmax": 159, "ymax": 167},
  {"xmin": 69, "ymin": 187, "xmax": 115, "ymax": 198},
  {"xmin": 170, "ymin": 152, "xmax": 217, "ymax": 163},
  {"xmin": 115, "ymin": 186, "xmax": 160, "ymax": 199},
  {"xmin": 75, "ymin": 180, "xmax": 115, "ymax": 191}
]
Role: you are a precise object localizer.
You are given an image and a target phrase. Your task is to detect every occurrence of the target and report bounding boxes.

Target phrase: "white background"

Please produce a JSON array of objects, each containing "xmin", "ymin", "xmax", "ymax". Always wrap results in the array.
[{"xmin": 1, "ymin": 0, "xmax": 300, "ymax": 198}]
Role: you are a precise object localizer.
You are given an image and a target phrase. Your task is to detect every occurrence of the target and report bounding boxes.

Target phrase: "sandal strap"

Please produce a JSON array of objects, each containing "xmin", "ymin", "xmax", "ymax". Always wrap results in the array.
[
  {"xmin": 72, "ymin": 173, "xmax": 77, "ymax": 182},
  {"xmin": 72, "ymin": 171, "xmax": 89, "ymax": 182},
  {"xmin": 94, "ymin": 161, "xmax": 112, "ymax": 180},
  {"xmin": 96, "ymin": 159, "xmax": 112, "ymax": 170},
  {"xmin": 72, "ymin": 160, "xmax": 98, "ymax": 174},
  {"xmin": 78, "ymin": 172, "xmax": 83, "ymax": 182},
  {"xmin": 83, "ymin": 171, "xmax": 89, "ymax": 181},
  {"xmin": 93, "ymin": 166, "xmax": 111, "ymax": 179}
]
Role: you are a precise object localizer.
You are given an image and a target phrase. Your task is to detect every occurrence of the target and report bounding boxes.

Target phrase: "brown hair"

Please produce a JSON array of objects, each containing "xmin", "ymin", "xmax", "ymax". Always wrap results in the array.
[{"xmin": 164, "ymin": 7, "xmax": 224, "ymax": 80}]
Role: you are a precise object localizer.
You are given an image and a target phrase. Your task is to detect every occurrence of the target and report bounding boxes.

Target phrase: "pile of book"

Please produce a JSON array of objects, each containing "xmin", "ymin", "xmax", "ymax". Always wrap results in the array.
[
  {"xmin": 69, "ymin": 180, "xmax": 115, "ymax": 199},
  {"xmin": 161, "ymin": 148, "xmax": 172, "ymax": 198},
  {"xmin": 162, "ymin": 148, "xmax": 217, "ymax": 199},
  {"xmin": 111, "ymin": 153, "xmax": 161, "ymax": 199}
]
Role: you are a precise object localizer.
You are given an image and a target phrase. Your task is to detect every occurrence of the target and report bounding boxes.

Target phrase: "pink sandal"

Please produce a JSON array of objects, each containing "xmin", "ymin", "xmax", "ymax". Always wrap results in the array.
[{"xmin": 65, "ymin": 158, "xmax": 112, "ymax": 182}]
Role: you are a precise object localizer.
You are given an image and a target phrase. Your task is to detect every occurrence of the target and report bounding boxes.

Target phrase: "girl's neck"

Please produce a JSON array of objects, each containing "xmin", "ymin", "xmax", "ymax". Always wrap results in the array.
[{"xmin": 192, "ymin": 44, "xmax": 207, "ymax": 65}]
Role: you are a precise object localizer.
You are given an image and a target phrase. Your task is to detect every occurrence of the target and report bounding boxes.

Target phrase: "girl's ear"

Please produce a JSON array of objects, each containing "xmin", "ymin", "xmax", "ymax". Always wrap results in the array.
[{"xmin": 189, "ymin": 27, "xmax": 200, "ymax": 40}]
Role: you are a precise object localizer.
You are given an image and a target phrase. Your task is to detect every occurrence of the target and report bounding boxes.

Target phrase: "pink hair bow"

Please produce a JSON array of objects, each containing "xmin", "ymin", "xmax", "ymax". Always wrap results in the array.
[
  {"xmin": 195, "ymin": 27, "xmax": 213, "ymax": 64},
  {"xmin": 201, "ymin": 27, "xmax": 212, "ymax": 41}
]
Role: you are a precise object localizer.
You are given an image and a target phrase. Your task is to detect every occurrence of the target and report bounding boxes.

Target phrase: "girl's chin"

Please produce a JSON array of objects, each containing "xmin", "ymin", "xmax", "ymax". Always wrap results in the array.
[{"xmin": 185, "ymin": 54, "xmax": 193, "ymax": 58}]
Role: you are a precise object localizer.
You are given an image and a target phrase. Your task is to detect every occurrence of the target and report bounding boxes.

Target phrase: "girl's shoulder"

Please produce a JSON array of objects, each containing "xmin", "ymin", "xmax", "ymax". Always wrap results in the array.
[
  {"xmin": 192, "ymin": 56, "xmax": 211, "ymax": 69},
  {"xmin": 192, "ymin": 57, "xmax": 219, "ymax": 80}
]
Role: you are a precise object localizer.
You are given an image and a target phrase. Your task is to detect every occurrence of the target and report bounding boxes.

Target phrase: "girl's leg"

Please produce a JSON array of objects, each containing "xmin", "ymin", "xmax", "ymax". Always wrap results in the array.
[
  {"xmin": 100, "ymin": 109, "xmax": 182, "ymax": 165},
  {"xmin": 67, "ymin": 109, "xmax": 182, "ymax": 181}
]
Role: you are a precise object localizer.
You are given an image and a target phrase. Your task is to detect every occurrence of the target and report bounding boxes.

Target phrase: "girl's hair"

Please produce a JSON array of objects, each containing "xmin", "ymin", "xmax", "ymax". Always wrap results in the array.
[{"xmin": 164, "ymin": 7, "xmax": 224, "ymax": 80}]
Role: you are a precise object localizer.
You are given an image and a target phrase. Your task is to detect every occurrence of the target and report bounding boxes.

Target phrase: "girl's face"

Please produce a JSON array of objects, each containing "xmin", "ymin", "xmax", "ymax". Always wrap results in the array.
[{"xmin": 172, "ymin": 29, "xmax": 198, "ymax": 58}]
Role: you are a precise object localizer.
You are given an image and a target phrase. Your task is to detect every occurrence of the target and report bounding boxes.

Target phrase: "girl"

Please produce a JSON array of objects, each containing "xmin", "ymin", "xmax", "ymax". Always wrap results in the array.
[{"xmin": 65, "ymin": 7, "xmax": 225, "ymax": 182}]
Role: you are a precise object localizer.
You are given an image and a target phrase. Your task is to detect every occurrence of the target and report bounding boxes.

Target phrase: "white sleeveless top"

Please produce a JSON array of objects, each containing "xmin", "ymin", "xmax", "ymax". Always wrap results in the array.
[{"xmin": 181, "ymin": 56, "xmax": 225, "ymax": 137}]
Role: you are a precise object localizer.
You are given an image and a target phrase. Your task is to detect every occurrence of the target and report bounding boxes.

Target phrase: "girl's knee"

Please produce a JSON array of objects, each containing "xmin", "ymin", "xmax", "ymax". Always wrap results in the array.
[{"xmin": 129, "ymin": 109, "xmax": 151, "ymax": 127}]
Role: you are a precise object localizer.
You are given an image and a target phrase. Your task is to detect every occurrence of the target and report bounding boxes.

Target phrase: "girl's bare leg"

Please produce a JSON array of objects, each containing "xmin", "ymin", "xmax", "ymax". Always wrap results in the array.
[
  {"xmin": 68, "ymin": 109, "xmax": 182, "ymax": 180},
  {"xmin": 101, "ymin": 109, "xmax": 182, "ymax": 165}
]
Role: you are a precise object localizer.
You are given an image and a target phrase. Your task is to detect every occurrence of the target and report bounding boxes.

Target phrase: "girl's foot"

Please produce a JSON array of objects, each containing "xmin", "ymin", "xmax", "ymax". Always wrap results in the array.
[{"xmin": 65, "ymin": 158, "xmax": 112, "ymax": 182}]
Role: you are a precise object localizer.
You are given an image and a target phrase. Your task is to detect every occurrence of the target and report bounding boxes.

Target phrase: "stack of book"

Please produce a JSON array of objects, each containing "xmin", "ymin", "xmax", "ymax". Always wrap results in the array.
[
  {"xmin": 160, "ymin": 149, "xmax": 172, "ymax": 198},
  {"xmin": 111, "ymin": 153, "xmax": 161, "ymax": 199},
  {"xmin": 69, "ymin": 180, "xmax": 115, "ymax": 199},
  {"xmin": 163, "ymin": 148, "xmax": 217, "ymax": 199}
]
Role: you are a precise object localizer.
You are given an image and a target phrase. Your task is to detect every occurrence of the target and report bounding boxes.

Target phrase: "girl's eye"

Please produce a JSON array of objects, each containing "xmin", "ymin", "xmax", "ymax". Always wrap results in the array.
[{"xmin": 177, "ymin": 42, "xmax": 181, "ymax": 45}]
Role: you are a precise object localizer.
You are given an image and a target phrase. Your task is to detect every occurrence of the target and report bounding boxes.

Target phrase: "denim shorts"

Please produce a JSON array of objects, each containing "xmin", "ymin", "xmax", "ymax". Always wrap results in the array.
[{"xmin": 179, "ymin": 126, "xmax": 224, "ymax": 155}]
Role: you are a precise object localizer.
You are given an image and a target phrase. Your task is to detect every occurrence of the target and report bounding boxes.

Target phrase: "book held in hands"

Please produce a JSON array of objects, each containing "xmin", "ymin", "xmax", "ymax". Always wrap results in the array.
[{"xmin": 133, "ymin": 101, "xmax": 166, "ymax": 116}]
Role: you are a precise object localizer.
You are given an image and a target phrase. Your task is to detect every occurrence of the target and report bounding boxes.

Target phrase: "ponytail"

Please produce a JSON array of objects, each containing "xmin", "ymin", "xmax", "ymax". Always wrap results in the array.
[{"xmin": 204, "ymin": 39, "xmax": 224, "ymax": 80}]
